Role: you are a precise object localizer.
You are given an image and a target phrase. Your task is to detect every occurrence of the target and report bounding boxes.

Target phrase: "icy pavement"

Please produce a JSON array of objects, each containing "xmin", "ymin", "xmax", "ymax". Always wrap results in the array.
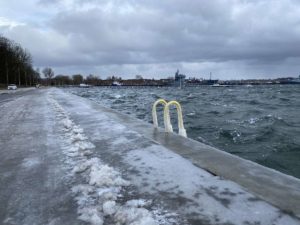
[
  {"xmin": 0, "ymin": 88, "xmax": 300, "ymax": 225},
  {"xmin": 0, "ymin": 87, "xmax": 36, "ymax": 95},
  {"xmin": 0, "ymin": 89, "xmax": 80, "ymax": 225}
]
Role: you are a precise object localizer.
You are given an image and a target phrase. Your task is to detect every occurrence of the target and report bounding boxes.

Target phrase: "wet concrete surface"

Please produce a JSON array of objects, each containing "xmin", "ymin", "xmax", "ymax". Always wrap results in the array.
[
  {"xmin": 84, "ymin": 92, "xmax": 300, "ymax": 219},
  {"xmin": 52, "ymin": 88, "xmax": 300, "ymax": 224},
  {"xmin": 0, "ymin": 89, "xmax": 82, "ymax": 225},
  {"xmin": 1, "ymin": 88, "xmax": 300, "ymax": 225}
]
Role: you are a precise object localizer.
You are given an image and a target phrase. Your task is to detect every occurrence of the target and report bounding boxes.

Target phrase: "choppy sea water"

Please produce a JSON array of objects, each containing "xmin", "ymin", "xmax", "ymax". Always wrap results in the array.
[{"xmin": 65, "ymin": 85, "xmax": 300, "ymax": 179}]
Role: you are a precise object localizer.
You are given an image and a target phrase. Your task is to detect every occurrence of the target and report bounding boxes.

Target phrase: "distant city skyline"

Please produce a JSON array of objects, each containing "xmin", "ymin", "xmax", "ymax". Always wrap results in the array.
[{"xmin": 1, "ymin": 0, "xmax": 300, "ymax": 79}]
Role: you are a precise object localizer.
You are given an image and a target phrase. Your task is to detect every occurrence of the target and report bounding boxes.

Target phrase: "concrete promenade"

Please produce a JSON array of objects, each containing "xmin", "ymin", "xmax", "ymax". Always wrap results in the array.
[{"xmin": 0, "ymin": 88, "xmax": 300, "ymax": 225}]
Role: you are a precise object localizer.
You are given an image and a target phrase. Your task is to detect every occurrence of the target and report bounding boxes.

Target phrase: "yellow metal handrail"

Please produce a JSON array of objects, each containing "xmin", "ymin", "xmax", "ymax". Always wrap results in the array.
[
  {"xmin": 164, "ymin": 101, "xmax": 187, "ymax": 137},
  {"xmin": 152, "ymin": 99, "xmax": 167, "ymax": 128},
  {"xmin": 152, "ymin": 99, "xmax": 187, "ymax": 138}
]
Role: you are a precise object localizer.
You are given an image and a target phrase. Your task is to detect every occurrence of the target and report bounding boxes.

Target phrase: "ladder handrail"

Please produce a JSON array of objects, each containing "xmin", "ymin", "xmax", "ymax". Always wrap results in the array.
[
  {"xmin": 152, "ymin": 99, "xmax": 167, "ymax": 128},
  {"xmin": 152, "ymin": 99, "xmax": 187, "ymax": 138},
  {"xmin": 164, "ymin": 101, "xmax": 187, "ymax": 137}
]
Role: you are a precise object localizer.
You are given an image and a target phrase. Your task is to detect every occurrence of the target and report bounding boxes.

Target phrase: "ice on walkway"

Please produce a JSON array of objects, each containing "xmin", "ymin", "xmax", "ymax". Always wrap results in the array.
[
  {"xmin": 48, "ymin": 93, "xmax": 163, "ymax": 225},
  {"xmin": 21, "ymin": 157, "xmax": 41, "ymax": 169},
  {"xmin": 45, "ymin": 89, "xmax": 300, "ymax": 225},
  {"xmin": 124, "ymin": 144, "xmax": 299, "ymax": 225}
]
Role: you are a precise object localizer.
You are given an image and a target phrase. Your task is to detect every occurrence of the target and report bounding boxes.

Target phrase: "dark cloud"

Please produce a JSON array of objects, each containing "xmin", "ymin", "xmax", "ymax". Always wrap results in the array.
[
  {"xmin": 1, "ymin": 0, "xmax": 300, "ymax": 78},
  {"xmin": 37, "ymin": 0, "xmax": 61, "ymax": 6}
]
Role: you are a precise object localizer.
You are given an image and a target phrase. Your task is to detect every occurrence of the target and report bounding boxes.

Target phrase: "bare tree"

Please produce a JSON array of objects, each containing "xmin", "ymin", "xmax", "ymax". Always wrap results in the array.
[
  {"xmin": 55, "ymin": 75, "xmax": 72, "ymax": 86},
  {"xmin": 42, "ymin": 67, "xmax": 54, "ymax": 85},
  {"xmin": 135, "ymin": 75, "xmax": 143, "ymax": 80},
  {"xmin": 0, "ymin": 35, "xmax": 35, "ymax": 87},
  {"xmin": 72, "ymin": 74, "xmax": 84, "ymax": 85},
  {"xmin": 85, "ymin": 74, "xmax": 101, "ymax": 85}
]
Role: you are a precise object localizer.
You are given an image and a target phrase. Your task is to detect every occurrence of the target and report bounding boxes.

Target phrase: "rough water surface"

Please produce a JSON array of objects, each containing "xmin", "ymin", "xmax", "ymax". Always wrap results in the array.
[{"xmin": 65, "ymin": 85, "xmax": 300, "ymax": 179}]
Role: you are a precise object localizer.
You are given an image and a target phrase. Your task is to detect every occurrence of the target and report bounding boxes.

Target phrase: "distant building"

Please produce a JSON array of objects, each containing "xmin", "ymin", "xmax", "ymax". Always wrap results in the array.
[{"xmin": 174, "ymin": 70, "xmax": 186, "ymax": 87}]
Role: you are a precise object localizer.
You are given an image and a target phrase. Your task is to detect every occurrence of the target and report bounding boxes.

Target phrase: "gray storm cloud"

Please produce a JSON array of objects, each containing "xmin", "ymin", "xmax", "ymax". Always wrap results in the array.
[{"xmin": 1, "ymin": 0, "xmax": 300, "ymax": 78}]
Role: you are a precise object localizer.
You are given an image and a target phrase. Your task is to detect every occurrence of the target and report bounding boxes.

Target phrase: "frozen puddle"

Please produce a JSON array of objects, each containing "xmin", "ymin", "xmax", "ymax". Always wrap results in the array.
[{"xmin": 48, "ymin": 94, "xmax": 169, "ymax": 225}]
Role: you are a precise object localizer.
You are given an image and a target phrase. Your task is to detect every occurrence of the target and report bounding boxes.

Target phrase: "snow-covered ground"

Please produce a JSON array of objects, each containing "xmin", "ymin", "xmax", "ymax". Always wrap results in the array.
[
  {"xmin": 0, "ymin": 88, "xmax": 299, "ymax": 225},
  {"xmin": 48, "ymin": 94, "xmax": 160, "ymax": 225}
]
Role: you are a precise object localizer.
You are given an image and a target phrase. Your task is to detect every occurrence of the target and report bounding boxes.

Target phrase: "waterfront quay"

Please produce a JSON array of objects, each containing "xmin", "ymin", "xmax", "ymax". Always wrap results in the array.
[{"xmin": 0, "ymin": 88, "xmax": 300, "ymax": 225}]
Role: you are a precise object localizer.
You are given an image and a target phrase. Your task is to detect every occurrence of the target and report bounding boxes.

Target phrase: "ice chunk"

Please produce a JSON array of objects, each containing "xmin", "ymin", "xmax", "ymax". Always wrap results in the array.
[
  {"xmin": 97, "ymin": 187, "xmax": 119, "ymax": 201},
  {"xmin": 82, "ymin": 150, "xmax": 93, "ymax": 156},
  {"xmin": 74, "ymin": 141, "xmax": 95, "ymax": 150},
  {"xmin": 114, "ymin": 207, "xmax": 156, "ymax": 225},
  {"xmin": 61, "ymin": 118, "xmax": 73, "ymax": 129},
  {"xmin": 71, "ymin": 133, "xmax": 88, "ymax": 143},
  {"xmin": 103, "ymin": 201, "xmax": 117, "ymax": 215},
  {"xmin": 72, "ymin": 163, "xmax": 90, "ymax": 173},
  {"xmin": 72, "ymin": 126, "xmax": 84, "ymax": 134},
  {"xmin": 78, "ymin": 207, "xmax": 103, "ymax": 225},
  {"xmin": 72, "ymin": 158, "xmax": 98, "ymax": 173},
  {"xmin": 72, "ymin": 184, "xmax": 94, "ymax": 195},
  {"xmin": 89, "ymin": 164, "xmax": 130, "ymax": 187},
  {"xmin": 126, "ymin": 199, "xmax": 151, "ymax": 208}
]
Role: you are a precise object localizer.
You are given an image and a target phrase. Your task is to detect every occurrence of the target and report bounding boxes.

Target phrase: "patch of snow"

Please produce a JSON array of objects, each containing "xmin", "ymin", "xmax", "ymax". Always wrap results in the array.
[
  {"xmin": 71, "ymin": 133, "xmax": 88, "ymax": 143},
  {"xmin": 114, "ymin": 207, "xmax": 156, "ymax": 225},
  {"xmin": 72, "ymin": 126, "xmax": 83, "ymax": 134},
  {"xmin": 89, "ymin": 161, "xmax": 130, "ymax": 187},
  {"xmin": 65, "ymin": 151, "xmax": 80, "ymax": 157},
  {"xmin": 74, "ymin": 141, "xmax": 95, "ymax": 150},
  {"xmin": 103, "ymin": 200, "xmax": 117, "ymax": 215},
  {"xmin": 72, "ymin": 184, "xmax": 95, "ymax": 195},
  {"xmin": 72, "ymin": 163, "xmax": 90, "ymax": 174},
  {"xmin": 48, "ymin": 94, "xmax": 163, "ymax": 225},
  {"xmin": 96, "ymin": 187, "xmax": 119, "ymax": 201},
  {"xmin": 21, "ymin": 157, "xmax": 41, "ymax": 169},
  {"xmin": 78, "ymin": 207, "xmax": 103, "ymax": 225},
  {"xmin": 82, "ymin": 150, "xmax": 93, "ymax": 156},
  {"xmin": 61, "ymin": 118, "xmax": 73, "ymax": 130},
  {"xmin": 126, "ymin": 199, "xmax": 151, "ymax": 208}
]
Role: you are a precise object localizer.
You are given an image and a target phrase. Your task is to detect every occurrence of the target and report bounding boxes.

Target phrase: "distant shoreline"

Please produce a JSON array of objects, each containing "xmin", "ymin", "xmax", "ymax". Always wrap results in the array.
[{"xmin": 56, "ymin": 83, "xmax": 300, "ymax": 88}]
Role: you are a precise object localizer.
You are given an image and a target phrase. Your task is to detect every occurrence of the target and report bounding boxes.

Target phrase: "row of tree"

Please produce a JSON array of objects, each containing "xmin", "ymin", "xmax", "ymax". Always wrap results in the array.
[
  {"xmin": 48, "ymin": 74, "xmax": 104, "ymax": 86},
  {"xmin": 0, "ymin": 35, "xmax": 152, "ymax": 87},
  {"xmin": 0, "ymin": 35, "xmax": 40, "ymax": 87},
  {"xmin": 48, "ymin": 73, "xmax": 165, "ymax": 86}
]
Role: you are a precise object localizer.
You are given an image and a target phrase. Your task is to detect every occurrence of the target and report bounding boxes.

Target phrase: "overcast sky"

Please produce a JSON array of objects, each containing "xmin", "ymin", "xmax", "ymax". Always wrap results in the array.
[{"xmin": 1, "ymin": 0, "xmax": 300, "ymax": 79}]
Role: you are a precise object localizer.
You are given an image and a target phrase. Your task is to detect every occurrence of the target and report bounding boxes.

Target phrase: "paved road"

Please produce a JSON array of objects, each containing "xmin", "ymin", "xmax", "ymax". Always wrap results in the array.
[
  {"xmin": 0, "ymin": 89, "xmax": 81, "ymax": 225},
  {"xmin": 0, "ymin": 88, "xmax": 36, "ymax": 105}
]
